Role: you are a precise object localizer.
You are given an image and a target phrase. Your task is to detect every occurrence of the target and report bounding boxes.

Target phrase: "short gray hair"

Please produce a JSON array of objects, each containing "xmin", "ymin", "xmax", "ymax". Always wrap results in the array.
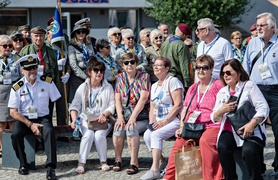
[
  {"xmin": 197, "ymin": 18, "xmax": 216, "ymax": 32},
  {"xmin": 256, "ymin": 12, "xmax": 276, "ymax": 30},
  {"xmin": 150, "ymin": 29, "xmax": 163, "ymax": 45},
  {"xmin": 107, "ymin": 27, "xmax": 121, "ymax": 40},
  {"xmin": 121, "ymin": 29, "xmax": 134, "ymax": 39}
]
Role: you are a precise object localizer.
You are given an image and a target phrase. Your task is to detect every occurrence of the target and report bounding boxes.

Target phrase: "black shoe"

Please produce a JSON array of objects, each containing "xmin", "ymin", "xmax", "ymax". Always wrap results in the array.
[
  {"xmin": 18, "ymin": 166, "xmax": 29, "ymax": 175},
  {"xmin": 46, "ymin": 167, "xmax": 57, "ymax": 180}
]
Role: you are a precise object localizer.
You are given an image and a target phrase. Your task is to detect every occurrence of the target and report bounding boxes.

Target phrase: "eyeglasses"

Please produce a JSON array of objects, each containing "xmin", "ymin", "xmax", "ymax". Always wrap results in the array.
[
  {"xmin": 195, "ymin": 28, "xmax": 206, "ymax": 33},
  {"xmin": 76, "ymin": 30, "xmax": 86, "ymax": 35},
  {"xmin": 103, "ymin": 45, "xmax": 110, "ymax": 49},
  {"xmin": 112, "ymin": 33, "xmax": 121, "ymax": 37},
  {"xmin": 126, "ymin": 36, "xmax": 134, "ymax": 40},
  {"xmin": 256, "ymin": 24, "xmax": 268, "ymax": 28},
  {"xmin": 146, "ymin": 34, "xmax": 150, "ymax": 37},
  {"xmin": 23, "ymin": 66, "xmax": 38, "ymax": 71},
  {"xmin": 154, "ymin": 36, "xmax": 163, "ymax": 40},
  {"xmin": 13, "ymin": 38, "xmax": 23, "ymax": 42},
  {"xmin": 0, "ymin": 44, "xmax": 13, "ymax": 49},
  {"xmin": 196, "ymin": 65, "xmax": 211, "ymax": 71},
  {"xmin": 153, "ymin": 64, "xmax": 165, "ymax": 68},
  {"xmin": 123, "ymin": 60, "xmax": 136, "ymax": 66},
  {"xmin": 221, "ymin": 70, "xmax": 232, "ymax": 76},
  {"xmin": 93, "ymin": 68, "xmax": 104, "ymax": 74},
  {"xmin": 233, "ymin": 37, "xmax": 242, "ymax": 40}
]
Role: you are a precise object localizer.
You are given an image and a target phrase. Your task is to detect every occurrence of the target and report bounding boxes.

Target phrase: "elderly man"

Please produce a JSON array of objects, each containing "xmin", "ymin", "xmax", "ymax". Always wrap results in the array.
[
  {"xmin": 195, "ymin": 18, "xmax": 233, "ymax": 82},
  {"xmin": 8, "ymin": 54, "xmax": 60, "ymax": 179},
  {"xmin": 243, "ymin": 12, "xmax": 278, "ymax": 178},
  {"xmin": 158, "ymin": 23, "xmax": 170, "ymax": 40},
  {"xmin": 160, "ymin": 23, "xmax": 192, "ymax": 89},
  {"xmin": 20, "ymin": 26, "xmax": 60, "ymax": 123},
  {"xmin": 242, "ymin": 23, "xmax": 258, "ymax": 46}
]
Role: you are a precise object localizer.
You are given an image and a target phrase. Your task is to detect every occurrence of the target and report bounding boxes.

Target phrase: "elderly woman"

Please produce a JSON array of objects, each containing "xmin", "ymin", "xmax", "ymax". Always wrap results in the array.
[
  {"xmin": 141, "ymin": 56, "xmax": 184, "ymax": 180},
  {"xmin": 70, "ymin": 58, "xmax": 115, "ymax": 174},
  {"xmin": 112, "ymin": 52, "xmax": 151, "ymax": 174},
  {"xmin": 95, "ymin": 38, "xmax": 119, "ymax": 86},
  {"xmin": 10, "ymin": 31, "xmax": 28, "ymax": 60},
  {"xmin": 211, "ymin": 59, "xmax": 269, "ymax": 180},
  {"xmin": 162, "ymin": 55, "xmax": 224, "ymax": 180},
  {"xmin": 139, "ymin": 28, "xmax": 151, "ymax": 51},
  {"xmin": 0, "ymin": 35, "xmax": 21, "ymax": 157},
  {"xmin": 116, "ymin": 29, "xmax": 147, "ymax": 71},
  {"xmin": 145, "ymin": 29, "xmax": 164, "ymax": 84},
  {"xmin": 230, "ymin": 31, "xmax": 246, "ymax": 63},
  {"xmin": 68, "ymin": 24, "xmax": 95, "ymax": 103},
  {"xmin": 107, "ymin": 27, "xmax": 122, "ymax": 60}
]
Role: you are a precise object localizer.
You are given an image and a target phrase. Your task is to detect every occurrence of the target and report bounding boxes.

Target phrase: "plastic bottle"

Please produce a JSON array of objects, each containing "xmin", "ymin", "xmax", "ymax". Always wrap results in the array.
[{"xmin": 72, "ymin": 117, "xmax": 81, "ymax": 138}]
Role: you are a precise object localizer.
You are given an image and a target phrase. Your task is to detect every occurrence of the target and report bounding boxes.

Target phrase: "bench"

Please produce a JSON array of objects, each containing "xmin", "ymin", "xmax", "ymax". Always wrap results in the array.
[{"xmin": 2, "ymin": 125, "xmax": 73, "ymax": 169}]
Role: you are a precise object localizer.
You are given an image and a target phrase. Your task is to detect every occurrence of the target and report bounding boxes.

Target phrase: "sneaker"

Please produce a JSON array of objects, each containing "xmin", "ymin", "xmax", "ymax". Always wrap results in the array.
[
  {"xmin": 140, "ymin": 170, "xmax": 160, "ymax": 180},
  {"xmin": 160, "ymin": 165, "xmax": 167, "ymax": 178},
  {"xmin": 159, "ymin": 160, "xmax": 167, "ymax": 172}
]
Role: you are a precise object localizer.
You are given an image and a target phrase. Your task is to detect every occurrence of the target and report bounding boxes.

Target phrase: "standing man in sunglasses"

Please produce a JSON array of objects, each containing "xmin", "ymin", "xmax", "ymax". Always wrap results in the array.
[
  {"xmin": 195, "ymin": 18, "xmax": 233, "ymax": 82},
  {"xmin": 20, "ymin": 26, "xmax": 60, "ymax": 125},
  {"xmin": 161, "ymin": 23, "xmax": 192, "ymax": 90},
  {"xmin": 8, "ymin": 54, "xmax": 60, "ymax": 179},
  {"xmin": 243, "ymin": 12, "xmax": 278, "ymax": 178}
]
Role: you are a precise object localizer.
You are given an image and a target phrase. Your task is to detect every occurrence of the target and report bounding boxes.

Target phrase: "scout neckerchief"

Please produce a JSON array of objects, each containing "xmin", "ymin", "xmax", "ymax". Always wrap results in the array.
[
  {"xmin": 122, "ymin": 44, "xmax": 139, "ymax": 55},
  {"xmin": 95, "ymin": 53, "xmax": 116, "ymax": 80},
  {"xmin": 232, "ymin": 44, "xmax": 246, "ymax": 62}
]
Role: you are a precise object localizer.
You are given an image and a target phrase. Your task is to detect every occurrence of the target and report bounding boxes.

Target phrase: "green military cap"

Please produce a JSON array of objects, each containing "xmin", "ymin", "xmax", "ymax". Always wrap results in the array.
[
  {"xmin": 31, "ymin": 26, "xmax": 47, "ymax": 34},
  {"xmin": 18, "ymin": 24, "xmax": 30, "ymax": 31},
  {"xmin": 17, "ymin": 54, "xmax": 39, "ymax": 69}
]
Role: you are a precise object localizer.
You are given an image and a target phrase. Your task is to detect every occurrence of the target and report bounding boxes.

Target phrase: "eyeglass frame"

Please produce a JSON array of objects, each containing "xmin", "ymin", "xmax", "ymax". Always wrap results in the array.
[{"xmin": 0, "ymin": 44, "xmax": 13, "ymax": 49}]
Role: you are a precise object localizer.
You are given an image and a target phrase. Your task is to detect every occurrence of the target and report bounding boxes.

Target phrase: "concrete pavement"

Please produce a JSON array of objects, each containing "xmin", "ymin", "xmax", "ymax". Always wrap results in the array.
[{"xmin": 0, "ymin": 125, "xmax": 277, "ymax": 180}]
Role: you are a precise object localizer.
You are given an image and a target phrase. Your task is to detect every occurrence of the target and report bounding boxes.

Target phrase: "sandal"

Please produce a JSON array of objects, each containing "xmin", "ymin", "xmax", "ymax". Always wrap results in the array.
[
  {"xmin": 101, "ymin": 163, "xmax": 110, "ymax": 171},
  {"xmin": 113, "ymin": 162, "xmax": 122, "ymax": 171},
  {"xmin": 75, "ymin": 166, "xmax": 85, "ymax": 174},
  {"xmin": 126, "ymin": 164, "xmax": 139, "ymax": 175}
]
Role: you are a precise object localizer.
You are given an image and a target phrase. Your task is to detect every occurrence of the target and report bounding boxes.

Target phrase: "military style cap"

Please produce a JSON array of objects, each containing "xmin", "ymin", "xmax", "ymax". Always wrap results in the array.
[
  {"xmin": 31, "ymin": 26, "xmax": 47, "ymax": 34},
  {"xmin": 47, "ymin": 16, "xmax": 54, "ymax": 26},
  {"xmin": 250, "ymin": 24, "xmax": 256, "ymax": 31},
  {"xmin": 177, "ymin": 23, "xmax": 191, "ymax": 35},
  {"xmin": 17, "ymin": 54, "xmax": 39, "ymax": 69},
  {"xmin": 10, "ymin": 31, "xmax": 24, "ymax": 39},
  {"xmin": 74, "ymin": 17, "xmax": 91, "ymax": 27},
  {"xmin": 18, "ymin": 24, "xmax": 30, "ymax": 31}
]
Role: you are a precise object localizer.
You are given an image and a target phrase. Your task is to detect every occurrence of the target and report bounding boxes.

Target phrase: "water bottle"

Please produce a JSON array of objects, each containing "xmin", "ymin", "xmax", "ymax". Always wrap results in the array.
[{"xmin": 72, "ymin": 117, "xmax": 81, "ymax": 138}]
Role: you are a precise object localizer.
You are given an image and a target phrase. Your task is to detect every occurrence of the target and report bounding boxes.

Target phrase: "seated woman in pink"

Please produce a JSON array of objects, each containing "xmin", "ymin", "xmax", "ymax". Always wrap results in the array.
[{"xmin": 163, "ymin": 54, "xmax": 224, "ymax": 180}]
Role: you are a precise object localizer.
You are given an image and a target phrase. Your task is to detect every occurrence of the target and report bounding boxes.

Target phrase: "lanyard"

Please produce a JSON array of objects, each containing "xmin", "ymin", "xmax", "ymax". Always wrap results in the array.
[
  {"xmin": 260, "ymin": 37, "xmax": 276, "ymax": 63},
  {"xmin": 202, "ymin": 35, "xmax": 220, "ymax": 54},
  {"xmin": 26, "ymin": 85, "xmax": 33, "ymax": 105},
  {"xmin": 80, "ymin": 43, "xmax": 90, "ymax": 66},
  {"xmin": 197, "ymin": 78, "xmax": 213, "ymax": 109}
]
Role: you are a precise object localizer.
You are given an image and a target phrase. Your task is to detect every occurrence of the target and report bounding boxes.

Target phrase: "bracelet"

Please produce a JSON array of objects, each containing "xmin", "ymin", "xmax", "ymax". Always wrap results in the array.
[
  {"xmin": 252, "ymin": 118, "xmax": 259, "ymax": 124},
  {"xmin": 28, "ymin": 122, "xmax": 33, "ymax": 128}
]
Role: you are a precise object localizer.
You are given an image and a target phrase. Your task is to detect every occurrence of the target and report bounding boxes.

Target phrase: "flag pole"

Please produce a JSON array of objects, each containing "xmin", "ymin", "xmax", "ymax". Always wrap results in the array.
[{"xmin": 57, "ymin": 0, "xmax": 69, "ymax": 125}]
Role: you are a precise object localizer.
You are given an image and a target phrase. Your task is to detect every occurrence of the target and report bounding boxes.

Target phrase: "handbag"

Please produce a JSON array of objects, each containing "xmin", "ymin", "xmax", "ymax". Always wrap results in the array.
[
  {"xmin": 181, "ymin": 85, "xmax": 205, "ymax": 139},
  {"xmin": 226, "ymin": 82, "xmax": 266, "ymax": 144},
  {"xmin": 175, "ymin": 139, "xmax": 202, "ymax": 180},
  {"xmin": 87, "ymin": 115, "xmax": 108, "ymax": 131}
]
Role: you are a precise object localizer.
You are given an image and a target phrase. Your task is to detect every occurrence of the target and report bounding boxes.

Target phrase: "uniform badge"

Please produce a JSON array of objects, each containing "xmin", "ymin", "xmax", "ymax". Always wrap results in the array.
[
  {"xmin": 12, "ymin": 80, "xmax": 24, "ymax": 91},
  {"xmin": 273, "ymin": 53, "xmax": 276, "ymax": 58},
  {"xmin": 41, "ymin": 88, "xmax": 44, "ymax": 92}
]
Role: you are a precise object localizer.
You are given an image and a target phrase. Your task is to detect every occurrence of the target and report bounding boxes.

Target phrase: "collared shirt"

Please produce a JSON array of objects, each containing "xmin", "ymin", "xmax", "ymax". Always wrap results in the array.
[
  {"xmin": 196, "ymin": 36, "xmax": 233, "ymax": 80},
  {"xmin": 211, "ymin": 81, "xmax": 269, "ymax": 147},
  {"xmin": 243, "ymin": 34, "xmax": 278, "ymax": 85},
  {"xmin": 8, "ymin": 76, "xmax": 61, "ymax": 117},
  {"xmin": 0, "ymin": 53, "xmax": 22, "ymax": 83}
]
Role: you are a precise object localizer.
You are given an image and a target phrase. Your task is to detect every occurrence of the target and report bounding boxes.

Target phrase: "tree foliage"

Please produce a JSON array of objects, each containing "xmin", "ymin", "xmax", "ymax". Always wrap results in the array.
[
  {"xmin": 0, "ymin": 0, "xmax": 10, "ymax": 8},
  {"xmin": 144, "ymin": 0, "xmax": 252, "ymax": 31}
]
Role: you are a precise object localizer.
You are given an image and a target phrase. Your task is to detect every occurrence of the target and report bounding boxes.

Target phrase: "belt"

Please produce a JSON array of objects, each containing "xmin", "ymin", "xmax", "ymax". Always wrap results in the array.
[{"xmin": 257, "ymin": 84, "xmax": 278, "ymax": 88}]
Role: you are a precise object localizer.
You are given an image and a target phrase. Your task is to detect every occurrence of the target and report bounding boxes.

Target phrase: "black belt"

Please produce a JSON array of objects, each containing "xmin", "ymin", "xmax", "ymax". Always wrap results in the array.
[{"xmin": 257, "ymin": 84, "xmax": 278, "ymax": 88}]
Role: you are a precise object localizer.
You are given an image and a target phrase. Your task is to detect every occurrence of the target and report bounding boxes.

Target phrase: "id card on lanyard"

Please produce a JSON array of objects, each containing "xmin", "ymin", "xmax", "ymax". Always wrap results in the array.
[{"xmin": 26, "ymin": 85, "xmax": 38, "ymax": 119}]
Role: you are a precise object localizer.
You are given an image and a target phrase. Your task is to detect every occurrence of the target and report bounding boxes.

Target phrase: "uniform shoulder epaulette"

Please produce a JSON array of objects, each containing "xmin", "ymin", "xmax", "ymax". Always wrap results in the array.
[
  {"xmin": 40, "ymin": 75, "xmax": 53, "ymax": 83},
  {"xmin": 12, "ymin": 80, "xmax": 24, "ymax": 91}
]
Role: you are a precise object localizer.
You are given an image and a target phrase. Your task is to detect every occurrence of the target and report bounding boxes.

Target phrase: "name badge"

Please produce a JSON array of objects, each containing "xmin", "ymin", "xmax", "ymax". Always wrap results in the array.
[
  {"xmin": 3, "ymin": 71, "xmax": 12, "ymax": 84},
  {"xmin": 187, "ymin": 110, "xmax": 201, "ymax": 123},
  {"xmin": 258, "ymin": 63, "xmax": 271, "ymax": 80},
  {"xmin": 27, "ymin": 105, "xmax": 38, "ymax": 119}
]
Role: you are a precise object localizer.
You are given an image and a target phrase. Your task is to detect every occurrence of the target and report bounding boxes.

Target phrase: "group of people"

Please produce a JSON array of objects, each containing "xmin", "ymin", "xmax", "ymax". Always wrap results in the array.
[{"xmin": 1, "ymin": 10, "xmax": 278, "ymax": 180}]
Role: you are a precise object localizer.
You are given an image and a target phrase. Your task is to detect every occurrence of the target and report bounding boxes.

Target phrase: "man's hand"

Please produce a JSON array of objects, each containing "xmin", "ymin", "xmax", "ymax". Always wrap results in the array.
[
  {"xmin": 61, "ymin": 73, "xmax": 70, "ymax": 84},
  {"xmin": 30, "ymin": 123, "xmax": 43, "ymax": 136}
]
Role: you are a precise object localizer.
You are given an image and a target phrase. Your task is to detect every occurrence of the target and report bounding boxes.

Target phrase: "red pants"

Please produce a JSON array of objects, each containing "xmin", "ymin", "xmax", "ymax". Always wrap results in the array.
[{"xmin": 163, "ymin": 127, "xmax": 224, "ymax": 180}]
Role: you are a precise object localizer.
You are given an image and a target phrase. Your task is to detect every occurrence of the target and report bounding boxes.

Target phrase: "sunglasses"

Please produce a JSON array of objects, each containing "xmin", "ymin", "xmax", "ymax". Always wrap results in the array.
[
  {"xmin": 154, "ymin": 36, "xmax": 163, "ymax": 40},
  {"xmin": 195, "ymin": 27, "xmax": 206, "ymax": 33},
  {"xmin": 123, "ymin": 60, "xmax": 136, "ymax": 66},
  {"xmin": 112, "ymin": 33, "xmax": 121, "ymax": 37},
  {"xmin": 146, "ymin": 34, "xmax": 150, "ymax": 37},
  {"xmin": 103, "ymin": 45, "xmax": 110, "ymax": 49},
  {"xmin": 23, "ymin": 66, "xmax": 38, "ymax": 71},
  {"xmin": 126, "ymin": 36, "xmax": 134, "ymax": 40},
  {"xmin": 196, "ymin": 65, "xmax": 210, "ymax": 71},
  {"xmin": 13, "ymin": 38, "xmax": 23, "ymax": 42},
  {"xmin": 221, "ymin": 71, "xmax": 232, "ymax": 76},
  {"xmin": 1, "ymin": 44, "xmax": 13, "ymax": 49},
  {"xmin": 93, "ymin": 68, "xmax": 104, "ymax": 74},
  {"xmin": 76, "ymin": 30, "xmax": 86, "ymax": 35}
]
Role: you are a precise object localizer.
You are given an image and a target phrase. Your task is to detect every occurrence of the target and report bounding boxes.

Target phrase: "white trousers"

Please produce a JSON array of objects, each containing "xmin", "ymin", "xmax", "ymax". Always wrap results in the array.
[
  {"xmin": 78, "ymin": 119, "xmax": 112, "ymax": 164},
  {"xmin": 143, "ymin": 118, "xmax": 180, "ymax": 151}
]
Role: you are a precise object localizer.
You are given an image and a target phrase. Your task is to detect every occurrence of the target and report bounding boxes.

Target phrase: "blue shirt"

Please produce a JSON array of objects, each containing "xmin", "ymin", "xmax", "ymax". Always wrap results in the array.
[{"xmin": 243, "ymin": 34, "xmax": 278, "ymax": 85}]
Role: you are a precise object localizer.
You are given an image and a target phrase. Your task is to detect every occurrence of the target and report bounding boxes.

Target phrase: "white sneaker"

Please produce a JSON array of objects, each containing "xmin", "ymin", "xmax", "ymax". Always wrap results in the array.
[{"xmin": 140, "ymin": 170, "xmax": 160, "ymax": 180}]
